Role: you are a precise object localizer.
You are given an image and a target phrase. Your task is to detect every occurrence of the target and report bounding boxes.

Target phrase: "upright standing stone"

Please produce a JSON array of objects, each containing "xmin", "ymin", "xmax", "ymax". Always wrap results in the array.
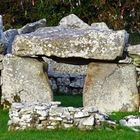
[
  {"xmin": 1, "ymin": 56, "xmax": 53, "ymax": 107},
  {"xmin": 83, "ymin": 62, "xmax": 139, "ymax": 112}
]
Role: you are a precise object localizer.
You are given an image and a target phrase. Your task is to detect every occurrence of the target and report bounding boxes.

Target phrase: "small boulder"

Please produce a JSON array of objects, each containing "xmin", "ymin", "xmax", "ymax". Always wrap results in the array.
[
  {"xmin": 59, "ymin": 14, "xmax": 90, "ymax": 29},
  {"xmin": 120, "ymin": 115, "xmax": 140, "ymax": 127},
  {"xmin": 91, "ymin": 22, "xmax": 110, "ymax": 30},
  {"xmin": 18, "ymin": 19, "xmax": 46, "ymax": 34}
]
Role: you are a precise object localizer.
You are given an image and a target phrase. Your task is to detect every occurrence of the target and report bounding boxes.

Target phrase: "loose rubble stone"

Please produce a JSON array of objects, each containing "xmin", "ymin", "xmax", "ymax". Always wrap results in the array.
[
  {"xmin": 83, "ymin": 62, "xmax": 139, "ymax": 112},
  {"xmin": 74, "ymin": 111, "xmax": 89, "ymax": 118},
  {"xmin": 8, "ymin": 102, "xmax": 116, "ymax": 131},
  {"xmin": 120, "ymin": 115, "xmax": 140, "ymax": 127},
  {"xmin": 128, "ymin": 44, "xmax": 140, "ymax": 56},
  {"xmin": 128, "ymin": 45, "xmax": 140, "ymax": 66},
  {"xmin": 91, "ymin": 22, "xmax": 110, "ymax": 30},
  {"xmin": 12, "ymin": 26, "xmax": 127, "ymax": 61},
  {"xmin": 1, "ymin": 56, "xmax": 53, "ymax": 106},
  {"xmin": 59, "ymin": 14, "xmax": 90, "ymax": 29},
  {"xmin": 4, "ymin": 29, "xmax": 19, "ymax": 54},
  {"xmin": 18, "ymin": 19, "xmax": 47, "ymax": 34}
]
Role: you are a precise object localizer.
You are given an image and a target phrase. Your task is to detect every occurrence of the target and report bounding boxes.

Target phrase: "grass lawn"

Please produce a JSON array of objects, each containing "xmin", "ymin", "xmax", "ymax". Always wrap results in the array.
[
  {"xmin": 0, "ymin": 95, "xmax": 140, "ymax": 140},
  {"xmin": 54, "ymin": 95, "xmax": 83, "ymax": 107}
]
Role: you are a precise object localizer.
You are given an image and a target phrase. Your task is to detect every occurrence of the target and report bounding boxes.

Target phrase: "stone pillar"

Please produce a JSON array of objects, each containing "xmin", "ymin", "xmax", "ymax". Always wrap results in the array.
[
  {"xmin": 1, "ymin": 56, "xmax": 53, "ymax": 107},
  {"xmin": 83, "ymin": 62, "xmax": 139, "ymax": 112}
]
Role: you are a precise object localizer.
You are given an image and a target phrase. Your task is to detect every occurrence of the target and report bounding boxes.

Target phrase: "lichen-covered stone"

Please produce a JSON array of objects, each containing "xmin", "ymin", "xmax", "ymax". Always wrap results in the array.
[
  {"xmin": 8, "ymin": 102, "xmax": 112, "ymax": 131},
  {"xmin": 1, "ymin": 56, "xmax": 53, "ymax": 106},
  {"xmin": 91, "ymin": 22, "xmax": 110, "ymax": 30},
  {"xmin": 59, "ymin": 14, "xmax": 90, "ymax": 29},
  {"xmin": 128, "ymin": 45, "xmax": 140, "ymax": 66},
  {"xmin": 12, "ymin": 26, "xmax": 127, "ymax": 61},
  {"xmin": 83, "ymin": 62, "xmax": 139, "ymax": 112},
  {"xmin": 128, "ymin": 44, "xmax": 140, "ymax": 56}
]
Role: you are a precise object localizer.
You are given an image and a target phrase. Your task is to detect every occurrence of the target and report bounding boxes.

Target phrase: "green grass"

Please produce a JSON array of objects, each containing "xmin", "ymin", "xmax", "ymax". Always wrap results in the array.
[
  {"xmin": 54, "ymin": 95, "xmax": 83, "ymax": 107},
  {"xmin": 109, "ymin": 112, "xmax": 140, "ymax": 121}
]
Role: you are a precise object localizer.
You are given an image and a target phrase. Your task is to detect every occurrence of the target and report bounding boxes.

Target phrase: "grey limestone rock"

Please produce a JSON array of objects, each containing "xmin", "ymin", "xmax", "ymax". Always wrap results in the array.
[
  {"xmin": 83, "ymin": 62, "xmax": 139, "ymax": 112},
  {"xmin": 128, "ymin": 45, "xmax": 140, "ymax": 66},
  {"xmin": 43, "ymin": 57, "xmax": 87, "ymax": 75},
  {"xmin": 59, "ymin": 14, "xmax": 90, "ymax": 29},
  {"xmin": 91, "ymin": 22, "xmax": 110, "ymax": 30},
  {"xmin": 4, "ymin": 29, "xmax": 19, "ymax": 54},
  {"xmin": 120, "ymin": 115, "xmax": 140, "ymax": 127},
  {"xmin": 0, "ymin": 15, "xmax": 4, "ymax": 54},
  {"xmin": 1, "ymin": 56, "xmax": 53, "ymax": 106},
  {"xmin": 128, "ymin": 44, "xmax": 140, "ymax": 56},
  {"xmin": 12, "ymin": 26, "xmax": 127, "ymax": 61},
  {"xmin": 18, "ymin": 19, "xmax": 46, "ymax": 34}
]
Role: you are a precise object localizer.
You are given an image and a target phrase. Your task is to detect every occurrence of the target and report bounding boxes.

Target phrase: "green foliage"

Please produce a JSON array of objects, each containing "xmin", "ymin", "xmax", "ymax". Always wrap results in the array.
[
  {"xmin": 129, "ymin": 32, "xmax": 140, "ymax": 45},
  {"xmin": 0, "ymin": 0, "xmax": 140, "ymax": 32}
]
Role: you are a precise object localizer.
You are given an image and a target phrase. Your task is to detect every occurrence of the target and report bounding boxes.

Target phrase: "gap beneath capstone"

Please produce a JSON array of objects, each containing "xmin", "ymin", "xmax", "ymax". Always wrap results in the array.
[{"xmin": 42, "ymin": 56, "xmax": 88, "ymax": 107}]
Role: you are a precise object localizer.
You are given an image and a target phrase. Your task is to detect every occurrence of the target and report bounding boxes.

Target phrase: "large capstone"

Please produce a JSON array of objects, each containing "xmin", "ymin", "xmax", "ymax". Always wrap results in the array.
[
  {"xmin": 83, "ymin": 62, "xmax": 139, "ymax": 112},
  {"xmin": 1, "ymin": 56, "xmax": 53, "ymax": 106},
  {"xmin": 12, "ymin": 26, "xmax": 127, "ymax": 61}
]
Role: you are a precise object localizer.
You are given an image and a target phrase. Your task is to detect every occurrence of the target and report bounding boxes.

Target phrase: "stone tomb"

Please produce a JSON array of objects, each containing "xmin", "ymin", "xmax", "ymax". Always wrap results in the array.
[{"xmin": 0, "ymin": 14, "xmax": 139, "ymax": 113}]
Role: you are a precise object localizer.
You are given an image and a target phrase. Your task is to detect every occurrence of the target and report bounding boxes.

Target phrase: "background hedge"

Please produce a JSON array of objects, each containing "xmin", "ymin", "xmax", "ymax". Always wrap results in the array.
[{"xmin": 0, "ymin": 0, "xmax": 140, "ymax": 32}]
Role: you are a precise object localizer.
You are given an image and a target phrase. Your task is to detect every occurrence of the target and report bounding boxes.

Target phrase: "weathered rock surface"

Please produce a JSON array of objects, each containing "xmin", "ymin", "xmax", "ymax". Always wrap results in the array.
[
  {"xmin": 1, "ymin": 56, "xmax": 53, "ymax": 106},
  {"xmin": 8, "ymin": 102, "xmax": 111, "ymax": 131},
  {"xmin": 91, "ymin": 22, "xmax": 110, "ymax": 30},
  {"xmin": 83, "ymin": 62, "xmax": 139, "ymax": 112},
  {"xmin": 4, "ymin": 29, "xmax": 19, "ymax": 54},
  {"xmin": 13, "ymin": 26, "xmax": 127, "ymax": 60},
  {"xmin": 59, "ymin": 14, "xmax": 90, "ymax": 29},
  {"xmin": 128, "ymin": 44, "xmax": 140, "ymax": 56},
  {"xmin": 43, "ymin": 57, "xmax": 86, "ymax": 94},
  {"xmin": 43, "ymin": 57, "xmax": 87, "ymax": 75},
  {"xmin": 0, "ymin": 15, "xmax": 4, "ymax": 53},
  {"xmin": 120, "ymin": 115, "xmax": 140, "ymax": 127},
  {"xmin": 18, "ymin": 19, "xmax": 46, "ymax": 34}
]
